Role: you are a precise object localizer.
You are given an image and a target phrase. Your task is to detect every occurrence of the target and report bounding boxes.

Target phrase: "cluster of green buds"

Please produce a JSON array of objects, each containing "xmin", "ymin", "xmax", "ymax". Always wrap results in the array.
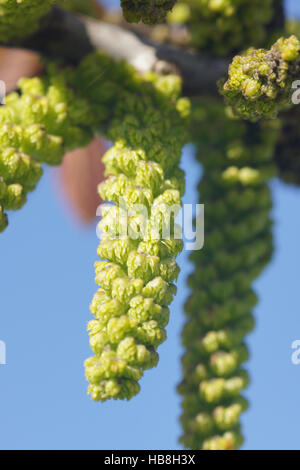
[
  {"xmin": 0, "ymin": 63, "xmax": 94, "ymax": 232},
  {"xmin": 179, "ymin": 98, "xmax": 278, "ymax": 449},
  {"xmin": 121, "ymin": 0, "xmax": 177, "ymax": 24},
  {"xmin": 167, "ymin": 0, "xmax": 273, "ymax": 57},
  {"xmin": 0, "ymin": 0, "xmax": 55, "ymax": 42},
  {"xmin": 0, "ymin": 117, "xmax": 43, "ymax": 232},
  {"xmin": 220, "ymin": 35, "xmax": 300, "ymax": 121},
  {"xmin": 75, "ymin": 52, "xmax": 190, "ymax": 401}
]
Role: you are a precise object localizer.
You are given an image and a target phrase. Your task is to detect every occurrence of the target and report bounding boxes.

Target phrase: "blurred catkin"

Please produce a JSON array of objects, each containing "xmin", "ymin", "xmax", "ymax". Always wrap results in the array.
[
  {"xmin": 178, "ymin": 98, "xmax": 278, "ymax": 449},
  {"xmin": 0, "ymin": 0, "xmax": 55, "ymax": 42},
  {"xmin": 167, "ymin": 0, "xmax": 273, "ymax": 56}
]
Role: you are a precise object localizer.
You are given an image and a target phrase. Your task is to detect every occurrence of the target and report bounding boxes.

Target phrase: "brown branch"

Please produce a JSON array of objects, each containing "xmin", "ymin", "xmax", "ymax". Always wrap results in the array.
[{"xmin": 0, "ymin": 6, "xmax": 229, "ymax": 96}]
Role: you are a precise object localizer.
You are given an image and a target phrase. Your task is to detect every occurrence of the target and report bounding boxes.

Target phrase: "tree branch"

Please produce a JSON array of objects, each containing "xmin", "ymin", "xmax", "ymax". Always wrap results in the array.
[{"xmin": 1, "ymin": 7, "xmax": 229, "ymax": 96}]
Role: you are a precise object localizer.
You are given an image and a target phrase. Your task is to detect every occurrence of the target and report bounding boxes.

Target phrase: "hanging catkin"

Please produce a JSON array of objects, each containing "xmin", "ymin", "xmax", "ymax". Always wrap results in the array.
[
  {"xmin": 178, "ymin": 98, "xmax": 278, "ymax": 450},
  {"xmin": 74, "ymin": 52, "xmax": 190, "ymax": 401},
  {"xmin": 0, "ymin": 63, "xmax": 94, "ymax": 232}
]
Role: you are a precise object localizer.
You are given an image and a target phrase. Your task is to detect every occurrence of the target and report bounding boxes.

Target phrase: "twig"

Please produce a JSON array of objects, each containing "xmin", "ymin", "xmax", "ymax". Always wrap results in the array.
[{"xmin": 1, "ymin": 7, "xmax": 230, "ymax": 96}]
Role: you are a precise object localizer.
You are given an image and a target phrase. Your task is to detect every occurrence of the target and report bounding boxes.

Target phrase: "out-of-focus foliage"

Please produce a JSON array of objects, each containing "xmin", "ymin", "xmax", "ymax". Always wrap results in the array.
[
  {"xmin": 167, "ymin": 0, "xmax": 273, "ymax": 56},
  {"xmin": 0, "ymin": 0, "xmax": 54, "ymax": 42},
  {"xmin": 0, "ymin": 0, "xmax": 104, "ymax": 44},
  {"xmin": 121, "ymin": 0, "xmax": 177, "ymax": 24}
]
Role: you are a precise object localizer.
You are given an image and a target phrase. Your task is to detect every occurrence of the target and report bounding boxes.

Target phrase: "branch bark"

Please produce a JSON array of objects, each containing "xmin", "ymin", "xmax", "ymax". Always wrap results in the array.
[{"xmin": 0, "ymin": 7, "xmax": 230, "ymax": 96}]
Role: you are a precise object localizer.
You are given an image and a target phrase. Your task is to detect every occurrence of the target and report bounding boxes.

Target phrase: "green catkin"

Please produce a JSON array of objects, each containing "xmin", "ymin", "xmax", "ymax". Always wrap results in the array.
[
  {"xmin": 0, "ymin": 0, "xmax": 55, "ymax": 42},
  {"xmin": 167, "ymin": 0, "xmax": 273, "ymax": 57},
  {"xmin": 220, "ymin": 35, "xmax": 300, "ymax": 121},
  {"xmin": 0, "ymin": 64, "xmax": 94, "ymax": 232},
  {"xmin": 75, "ymin": 52, "xmax": 190, "ymax": 402},
  {"xmin": 121, "ymin": 0, "xmax": 177, "ymax": 24},
  {"xmin": 179, "ymin": 99, "xmax": 278, "ymax": 450}
]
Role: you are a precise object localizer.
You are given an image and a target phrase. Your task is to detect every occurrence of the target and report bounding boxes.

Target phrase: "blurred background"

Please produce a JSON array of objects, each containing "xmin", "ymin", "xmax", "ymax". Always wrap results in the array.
[{"xmin": 0, "ymin": 0, "xmax": 300, "ymax": 450}]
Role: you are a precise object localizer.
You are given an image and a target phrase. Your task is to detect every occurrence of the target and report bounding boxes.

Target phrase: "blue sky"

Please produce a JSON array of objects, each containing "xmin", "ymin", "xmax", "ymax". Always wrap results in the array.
[{"xmin": 0, "ymin": 0, "xmax": 300, "ymax": 450}]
